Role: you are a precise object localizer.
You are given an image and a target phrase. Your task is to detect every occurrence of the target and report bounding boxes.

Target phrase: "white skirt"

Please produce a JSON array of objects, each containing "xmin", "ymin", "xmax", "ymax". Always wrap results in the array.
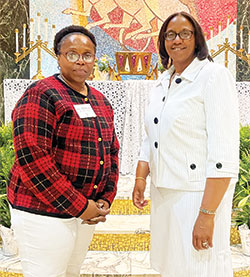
[{"xmin": 150, "ymin": 182, "xmax": 235, "ymax": 277}]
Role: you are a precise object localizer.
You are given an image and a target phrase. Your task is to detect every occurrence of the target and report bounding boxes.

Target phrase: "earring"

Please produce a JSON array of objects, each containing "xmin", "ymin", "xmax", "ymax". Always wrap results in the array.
[{"xmin": 57, "ymin": 65, "xmax": 60, "ymax": 71}]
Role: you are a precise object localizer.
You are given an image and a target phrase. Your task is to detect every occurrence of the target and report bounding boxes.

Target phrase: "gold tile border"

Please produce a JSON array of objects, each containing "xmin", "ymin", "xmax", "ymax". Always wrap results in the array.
[
  {"xmin": 231, "ymin": 226, "xmax": 241, "ymax": 245},
  {"xmin": 0, "ymin": 273, "xmax": 23, "ymax": 277},
  {"xmin": 89, "ymin": 231, "xmax": 241, "ymax": 251},
  {"xmin": 110, "ymin": 199, "xmax": 150, "ymax": 215},
  {"xmin": 0, "ymin": 270, "xmax": 249, "ymax": 277},
  {"xmin": 89, "ymin": 233, "xmax": 150, "ymax": 251},
  {"xmin": 234, "ymin": 270, "xmax": 250, "ymax": 277}
]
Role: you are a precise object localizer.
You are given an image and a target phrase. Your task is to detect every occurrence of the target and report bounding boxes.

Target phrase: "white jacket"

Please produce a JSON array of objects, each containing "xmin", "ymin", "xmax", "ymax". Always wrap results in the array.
[{"xmin": 139, "ymin": 58, "xmax": 239, "ymax": 191}]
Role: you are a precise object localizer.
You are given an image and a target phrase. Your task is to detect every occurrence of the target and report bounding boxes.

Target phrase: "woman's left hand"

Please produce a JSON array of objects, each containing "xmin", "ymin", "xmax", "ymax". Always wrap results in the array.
[{"xmin": 192, "ymin": 213, "xmax": 215, "ymax": 251}]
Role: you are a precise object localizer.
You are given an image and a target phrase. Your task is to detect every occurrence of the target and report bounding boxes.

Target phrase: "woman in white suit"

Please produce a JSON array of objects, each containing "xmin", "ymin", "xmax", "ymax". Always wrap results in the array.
[{"xmin": 132, "ymin": 12, "xmax": 239, "ymax": 277}]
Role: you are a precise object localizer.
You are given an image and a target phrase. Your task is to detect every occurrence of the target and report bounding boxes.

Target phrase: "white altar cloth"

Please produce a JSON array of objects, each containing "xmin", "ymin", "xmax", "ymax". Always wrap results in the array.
[{"xmin": 3, "ymin": 79, "xmax": 250, "ymax": 175}]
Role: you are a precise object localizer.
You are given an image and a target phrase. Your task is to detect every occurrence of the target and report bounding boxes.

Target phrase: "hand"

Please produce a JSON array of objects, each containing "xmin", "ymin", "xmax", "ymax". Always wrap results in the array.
[
  {"xmin": 96, "ymin": 199, "xmax": 110, "ymax": 210},
  {"xmin": 192, "ymin": 213, "xmax": 215, "ymax": 251},
  {"xmin": 83, "ymin": 199, "xmax": 111, "ymax": 225},
  {"xmin": 80, "ymin": 199, "xmax": 110, "ymax": 224},
  {"xmin": 132, "ymin": 181, "xmax": 148, "ymax": 210}
]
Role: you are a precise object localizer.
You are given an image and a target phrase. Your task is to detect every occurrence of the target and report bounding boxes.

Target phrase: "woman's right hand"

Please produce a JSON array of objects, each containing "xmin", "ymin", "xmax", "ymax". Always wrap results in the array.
[
  {"xmin": 132, "ymin": 180, "xmax": 148, "ymax": 210},
  {"xmin": 80, "ymin": 200, "xmax": 110, "ymax": 224}
]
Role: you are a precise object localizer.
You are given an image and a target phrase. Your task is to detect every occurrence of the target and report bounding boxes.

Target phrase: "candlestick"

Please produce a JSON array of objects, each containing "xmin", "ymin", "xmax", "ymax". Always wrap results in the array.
[
  {"xmin": 23, "ymin": 24, "xmax": 26, "ymax": 48},
  {"xmin": 218, "ymin": 22, "xmax": 221, "ymax": 45},
  {"xmin": 226, "ymin": 15, "xmax": 230, "ymax": 38},
  {"xmin": 30, "ymin": 18, "xmax": 34, "ymax": 42},
  {"xmin": 44, "ymin": 18, "xmax": 48, "ymax": 42},
  {"xmin": 240, "ymin": 25, "xmax": 243, "ymax": 49},
  {"xmin": 14, "ymin": 18, "xmax": 57, "ymax": 79},
  {"xmin": 37, "ymin": 12, "xmax": 41, "ymax": 36},
  {"xmin": 15, "ymin": 29, "xmax": 19, "ymax": 53},
  {"xmin": 210, "ymin": 27, "xmax": 214, "ymax": 50}
]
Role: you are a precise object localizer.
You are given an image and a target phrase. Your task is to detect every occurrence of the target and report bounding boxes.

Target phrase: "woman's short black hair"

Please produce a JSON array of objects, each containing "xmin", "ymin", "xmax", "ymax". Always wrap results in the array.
[
  {"xmin": 54, "ymin": 25, "xmax": 97, "ymax": 55},
  {"xmin": 158, "ymin": 12, "xmax": 213, "ymax": 69}
]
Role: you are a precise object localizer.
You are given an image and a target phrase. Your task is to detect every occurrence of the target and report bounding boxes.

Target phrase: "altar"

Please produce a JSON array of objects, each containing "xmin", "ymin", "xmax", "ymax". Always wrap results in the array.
[{"xmin": 3, "ymin": 79, "xmax": 250, "ymax": 175}]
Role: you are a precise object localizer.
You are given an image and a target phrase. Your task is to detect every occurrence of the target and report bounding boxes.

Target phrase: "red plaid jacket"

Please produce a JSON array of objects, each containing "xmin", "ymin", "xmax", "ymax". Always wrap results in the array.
[{"xmin": 7, "ymin": 75, "xmax": 120, "ymax": 218}]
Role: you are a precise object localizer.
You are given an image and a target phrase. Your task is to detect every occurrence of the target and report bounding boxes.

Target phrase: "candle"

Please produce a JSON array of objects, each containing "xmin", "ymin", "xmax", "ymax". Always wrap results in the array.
[
  {"xmin": 233, "ymin": 20, "xmax": 236, "ymax": 45},
  {"xmin": 44, "ymin": 18, "xmax": 48, "ymax": 41},
  {"xmin": 248, "ymin": 31, "xmax": 250, "ymax": 54},
  {"xmin": 226, "ymin": 15, "xmax": 230, "ymax": 38},
  {"xmin": 30, "ymin": 18, "xmax": 34, "ymax": 42},
  {"xmin": 210, "ymin": 27, "xmax": 214, "ymax": 50},
  {"xmin": 23, "ymin": 24, "xmax": 26, "ymax": 48},
  {"xmin": 218, "ymin": 22, "xmax": 221, "ymax": 44},
  {"xmin": 204, "ymin": 32, "xmax": 207, "ymax": 41},
  {"xmin": 240, "ymin": 25, "xmax": 243, "ymax": 49},
  {"xmin": 15, "ymin": 28, "xmax": 19, "ymax": 53},
  {"xmin": 37, "ymin": 12, "xmax": 41, "ymax": 36}
]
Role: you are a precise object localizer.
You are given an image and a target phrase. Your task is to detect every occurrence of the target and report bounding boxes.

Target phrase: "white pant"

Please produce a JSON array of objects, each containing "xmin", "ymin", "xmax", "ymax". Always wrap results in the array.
[{"xmin": 10, "ymin": 208, "xmax": 95, "ymax": 277}]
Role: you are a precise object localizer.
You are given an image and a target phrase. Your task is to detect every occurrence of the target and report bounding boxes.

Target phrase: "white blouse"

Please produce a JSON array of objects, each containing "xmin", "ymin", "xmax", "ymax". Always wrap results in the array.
[{"xmin": 139, "ymin": 58, "xmax": 239, "ymax": 191}]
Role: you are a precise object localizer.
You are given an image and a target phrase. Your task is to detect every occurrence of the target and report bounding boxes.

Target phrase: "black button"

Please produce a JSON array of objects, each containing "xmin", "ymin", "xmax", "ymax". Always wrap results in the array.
[
  {"xmin": 162, "ymin": 96, "xmax": 165, "ymax": 102},
  {"xmin": 154, "ymin": 117, "xmax": 158, "ymax": 124},
  {"xmin": 190, "ymin": 164, "xmax": 196, "ymax": 170},
  {"xmin": 216, "ymin": 162, "xmax": 222, "ymax": 169},
  {"xmin": 175, "ymin": 78, "xmax": 182, "ymax": 84},
  {"xmin": 154, "ymin": 142, "xmax": 158, "ymax": 148}
]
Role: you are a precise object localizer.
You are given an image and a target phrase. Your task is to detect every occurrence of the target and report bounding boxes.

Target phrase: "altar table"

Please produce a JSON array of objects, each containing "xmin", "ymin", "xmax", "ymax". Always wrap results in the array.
[{"xmin": 3, "ymin": 79, "xmax": 250, "ymax": 175}]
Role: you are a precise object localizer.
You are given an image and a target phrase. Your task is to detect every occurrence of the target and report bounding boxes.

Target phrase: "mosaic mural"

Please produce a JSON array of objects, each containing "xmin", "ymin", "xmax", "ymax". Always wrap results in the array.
[
  {"xmin": 64, "ymin": 0, "xmax": 237, "ymax": 52},
  {"xmin": 26, "ymin": 0, "xmax": 249, "ymax": 80}
]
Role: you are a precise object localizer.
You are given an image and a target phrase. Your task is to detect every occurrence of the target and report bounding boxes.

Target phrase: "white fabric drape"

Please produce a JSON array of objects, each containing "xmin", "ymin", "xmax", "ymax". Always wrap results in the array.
[{"xmin": 3, "ymin": 79, "xmax": 250, "ymax": 175}]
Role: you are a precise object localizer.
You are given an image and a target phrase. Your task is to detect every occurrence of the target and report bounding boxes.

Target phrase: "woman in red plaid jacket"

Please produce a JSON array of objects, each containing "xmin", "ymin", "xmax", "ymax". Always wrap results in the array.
[{"xmin": 8, "ymin": 25, "xmax": 120, "ymax": 277}]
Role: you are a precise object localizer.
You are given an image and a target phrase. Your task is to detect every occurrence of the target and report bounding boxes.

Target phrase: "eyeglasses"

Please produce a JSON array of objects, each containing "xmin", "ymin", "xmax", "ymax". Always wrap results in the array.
[
  {"xmin": 60, "ymin": 51, "xmax": 95, "ymax": 63},
  {"xmin": 164, "ymin": 29, "xmax": 193, "ymax": 41}
]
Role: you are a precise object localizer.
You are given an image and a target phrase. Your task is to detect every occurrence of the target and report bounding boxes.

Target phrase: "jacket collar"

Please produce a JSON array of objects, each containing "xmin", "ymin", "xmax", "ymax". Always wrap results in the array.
[{"xmin": 156, "ymin": 58, "xmax": 209, "ymax": 87}]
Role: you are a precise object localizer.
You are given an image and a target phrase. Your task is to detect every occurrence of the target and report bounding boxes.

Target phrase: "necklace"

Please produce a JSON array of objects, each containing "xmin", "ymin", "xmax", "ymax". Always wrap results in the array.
[
  {"xmin": 169, "ymin": 70, "xmax": 178, "ymax": 88},
  {"xmin": 59, "ymin": 74, "xmax": 87, "ymax": 96},
  {"xmin": 170, "ymin": 71, "xmax": 177, "ymax": 80}
]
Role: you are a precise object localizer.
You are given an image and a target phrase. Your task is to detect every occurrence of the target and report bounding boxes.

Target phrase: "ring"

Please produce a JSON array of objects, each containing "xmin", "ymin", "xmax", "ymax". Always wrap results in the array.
[{"xmin": 202, "ymin": 241, "xmax": 209, "ymax": 248}]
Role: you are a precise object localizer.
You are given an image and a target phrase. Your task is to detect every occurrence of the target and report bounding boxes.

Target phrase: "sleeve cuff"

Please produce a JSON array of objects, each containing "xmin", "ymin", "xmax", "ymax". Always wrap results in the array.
[{"xmin": 206, "ymin": 160, "xmax": 239, "ymax": 178}]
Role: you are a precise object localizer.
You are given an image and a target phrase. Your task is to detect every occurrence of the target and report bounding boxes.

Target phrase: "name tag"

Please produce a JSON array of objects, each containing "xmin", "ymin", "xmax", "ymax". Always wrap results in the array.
[{"xmin": 74, "ymin": 104, "xmax": 96, "ymax": 118}]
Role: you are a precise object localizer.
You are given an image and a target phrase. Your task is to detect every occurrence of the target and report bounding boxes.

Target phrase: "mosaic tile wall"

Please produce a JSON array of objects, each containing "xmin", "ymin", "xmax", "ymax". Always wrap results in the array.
[
  {"xmin": 28, "ymin": 0, "xmax": 239, "ymax": 79},
  {"xmin": 0, "ymin": 0, "xmax": 30, "ymax": 123}
]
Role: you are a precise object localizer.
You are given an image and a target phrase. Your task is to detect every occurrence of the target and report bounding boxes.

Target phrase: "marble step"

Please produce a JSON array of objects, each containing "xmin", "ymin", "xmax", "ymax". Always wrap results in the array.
[
  {"xmin": 95, "ymin": 215, "xmax": 150, "ymax": 234},
  {"xmin": 1, "ymin": 247, "xmax": 250, "ymax": 276}
]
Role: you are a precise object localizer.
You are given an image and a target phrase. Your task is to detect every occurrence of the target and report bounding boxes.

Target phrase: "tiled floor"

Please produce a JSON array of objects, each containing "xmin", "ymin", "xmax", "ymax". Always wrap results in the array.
[
  {"xmin": 0, "ymin": 246, "xmax": 250, "ymax": 276},
  {"xmin": 1, "ymin": 176, "xmax": 250, "ymax": 276}
]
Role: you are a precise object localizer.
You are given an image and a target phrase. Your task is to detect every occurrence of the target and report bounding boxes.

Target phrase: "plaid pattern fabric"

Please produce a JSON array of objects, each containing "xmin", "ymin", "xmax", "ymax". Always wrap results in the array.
[{"xmin": 7, "ymin": 75, "xmax": 120, "ymax": 218}]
